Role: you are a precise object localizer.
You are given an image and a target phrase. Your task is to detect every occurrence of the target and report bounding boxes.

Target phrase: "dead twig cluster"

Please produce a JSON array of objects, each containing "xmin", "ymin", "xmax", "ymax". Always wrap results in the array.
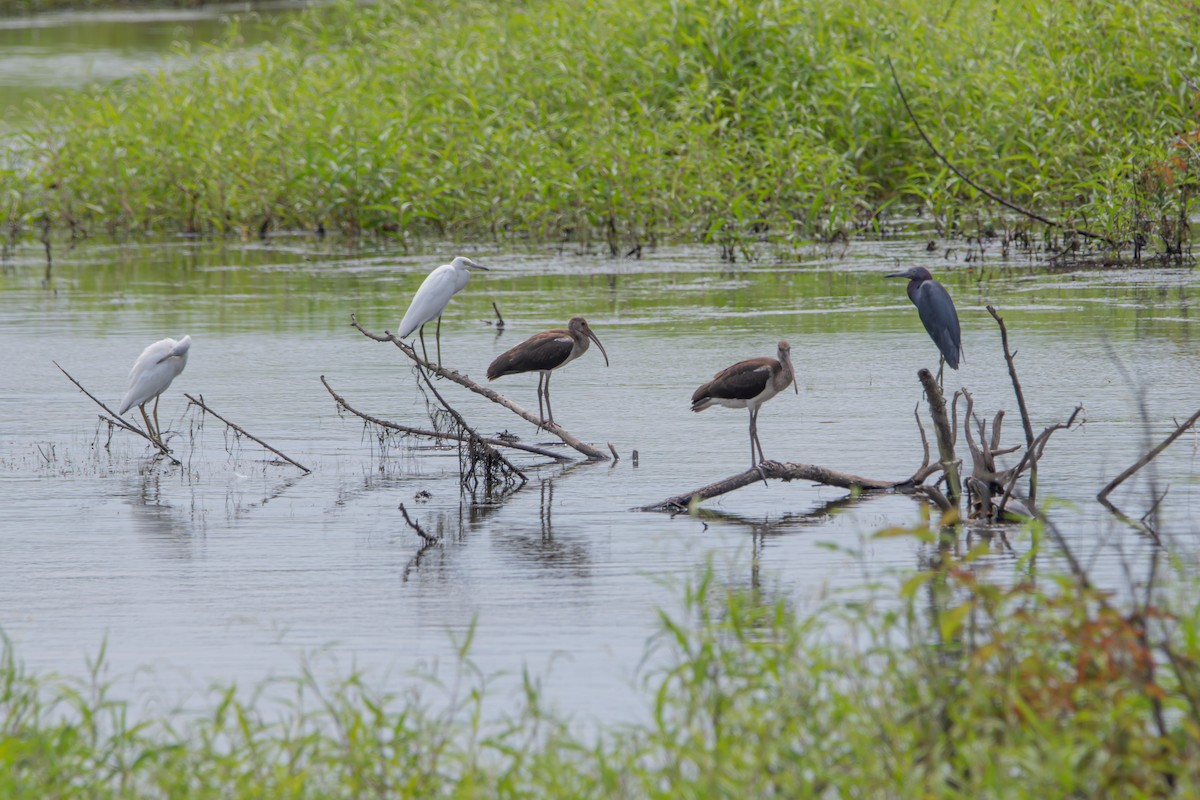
[{"xmin": 412, "ymin": 360, "xmax": 527, "ymax": 495}]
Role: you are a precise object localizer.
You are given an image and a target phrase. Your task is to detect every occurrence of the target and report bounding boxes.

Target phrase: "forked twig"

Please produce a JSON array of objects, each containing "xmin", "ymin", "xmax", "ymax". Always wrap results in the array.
[
  {"xmin": 988, "ymin": 305, "xmax": 1039, "ymax": 502},
  {"xmin": 184, "ymin": 394, "xmax": 311, "ymax": 474},
  {"xmin": 997, "ymin": 404, "xmax": 1086, "ymax": 516}
]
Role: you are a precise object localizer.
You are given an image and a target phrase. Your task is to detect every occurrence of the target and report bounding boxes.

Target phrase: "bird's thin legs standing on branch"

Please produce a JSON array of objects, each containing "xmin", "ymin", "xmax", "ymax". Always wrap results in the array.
[
  {"xmin": 139, "ymin": 405, "xmax": 156, "ymax": 443},
  {"xmin": 417, "ymin": 326, "xmax": 431, "ymax": 366},
  {"xmin": 435, "ymin": 316, "xmax": 443, "ymax": 368},
  {"xmin": 152, "ymin": 396, "xmax": 163, "ymax": 441}
]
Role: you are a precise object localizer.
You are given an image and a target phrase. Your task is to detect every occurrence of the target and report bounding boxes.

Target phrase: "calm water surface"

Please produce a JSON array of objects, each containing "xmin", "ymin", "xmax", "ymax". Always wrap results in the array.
[
  {"xmin": 1, "ymin": 237, "xmax": 1197, "ymax": 724},
  {"xmin": 0, "ymin": 2, "xmax": 302, "ymax": 120}
]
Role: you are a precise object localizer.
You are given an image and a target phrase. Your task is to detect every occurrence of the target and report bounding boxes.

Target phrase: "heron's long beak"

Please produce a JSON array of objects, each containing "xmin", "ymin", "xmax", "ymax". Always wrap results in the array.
[
  {"xmin": 588, "ymin": 330, "xmax": 610, "ymax": 367},
  {"xmin": 885, "ymin": 271, "xmax": 909, "ymax": 279},
  {"xmin": 467, "ymin": 262, "xmax": 490, "ymax": 271}
]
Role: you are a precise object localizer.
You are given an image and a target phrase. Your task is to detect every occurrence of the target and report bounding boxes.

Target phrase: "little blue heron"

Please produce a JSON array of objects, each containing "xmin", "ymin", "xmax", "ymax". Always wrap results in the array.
[
  {"xmin": 486, "ymin": 316, "xmax": 609, "ymax": 427},
  {"xmin": 886, "ymin": 266, "xmax": 962, "ymax": 382},
  {"xmin": 118, "ymin": 335, "xmax": 192, "ymax": 444},
  {"xmin": 691, "ymin": 341, "xmax": 797, "ymax": 469},
  {"xmin": 398, "ymin": 256, "xmax": 489, "ymax": 365}
]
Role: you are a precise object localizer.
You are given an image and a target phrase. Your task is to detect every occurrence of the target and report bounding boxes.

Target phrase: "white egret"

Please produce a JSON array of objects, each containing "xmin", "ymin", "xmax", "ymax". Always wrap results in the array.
[
  {"xmin": 397, "ymin": 256, "xmax": 489, "ymax": 365},
  {"xmin": 118, "ymin": 335, "xmax": 192, "ymax": 444}
]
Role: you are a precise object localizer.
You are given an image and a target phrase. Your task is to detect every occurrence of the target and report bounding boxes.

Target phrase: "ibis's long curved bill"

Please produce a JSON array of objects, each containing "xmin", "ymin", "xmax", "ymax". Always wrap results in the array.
[{"xmin": 588, "ymin": 330, "xmax": 610, "ymax": 367}]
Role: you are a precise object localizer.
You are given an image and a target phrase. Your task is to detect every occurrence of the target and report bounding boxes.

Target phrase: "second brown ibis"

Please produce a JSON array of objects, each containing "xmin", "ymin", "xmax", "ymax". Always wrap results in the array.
[
  {"xmin": 486, "ymin": 316, "xmax": 609, "ymax": 426},
  {"xmin": 691, "ymin": 341, "xmax": 797, "ymax": 469}
]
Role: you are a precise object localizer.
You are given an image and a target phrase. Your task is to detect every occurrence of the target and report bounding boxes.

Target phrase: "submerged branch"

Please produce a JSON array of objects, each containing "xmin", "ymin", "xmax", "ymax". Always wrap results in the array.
[
  {"xmin": 351, "ymin": 314, "xmax": 610, "ymax": 461},
  {"xmin": 183, "ymin": 394, "xmax": 311, "ymax": 474},
  {"xmin": 399, "ymin": 503, "xmax": 437, "ymax": 544}
]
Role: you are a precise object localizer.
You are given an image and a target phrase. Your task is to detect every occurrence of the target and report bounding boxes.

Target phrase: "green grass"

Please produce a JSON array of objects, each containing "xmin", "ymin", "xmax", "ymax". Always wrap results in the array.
[
  {"xmin": 4, "ymin": 521, "xmax": 1200, "ymax": 797},
  {"xmin": 4, "ymin": 0, "xmax": 1199, "ymax": 254}
]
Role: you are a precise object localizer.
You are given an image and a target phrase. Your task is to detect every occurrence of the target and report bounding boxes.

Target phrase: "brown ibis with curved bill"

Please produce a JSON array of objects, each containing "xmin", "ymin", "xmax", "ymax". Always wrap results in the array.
[
  {"xmin": 486, "ymin": 316, "xmax": 609, "ymax": 427},
  {"xmin": 691, "ymin": 341, "xmax": 797, "ymax": 469}
]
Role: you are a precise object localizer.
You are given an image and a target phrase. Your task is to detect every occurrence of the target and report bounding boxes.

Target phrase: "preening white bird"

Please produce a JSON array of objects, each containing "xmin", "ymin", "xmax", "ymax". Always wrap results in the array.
[
  {"xmin": 118, "ymin": 335, "xmax": 192, "ymax": 444},
  {"xmin": 397, "ymin": 255, "xmax": 489, "ymax": 365},
  {"xmin": 690, "ymin": 341, "xmax": 797, "ymax": 469}
]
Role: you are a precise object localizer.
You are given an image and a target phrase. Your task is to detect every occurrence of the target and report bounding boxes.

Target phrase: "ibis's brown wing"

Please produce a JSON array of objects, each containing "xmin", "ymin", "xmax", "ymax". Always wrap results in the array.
[
  {"xmin": 487, "ymin": 330, "xmax": 574, "ymax": 379},
  {"xmin": 691, "ymin": 357, "xmax": 774, "ymax": 404}
]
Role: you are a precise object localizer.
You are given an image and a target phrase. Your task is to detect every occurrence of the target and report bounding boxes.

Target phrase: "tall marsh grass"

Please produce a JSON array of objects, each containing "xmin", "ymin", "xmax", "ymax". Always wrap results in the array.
[
  {"xmin": 4, "ymin": 523, "xmax": 1199, "ymax": 797},
  {"xmin": 6, "ymin": 0, "xmax": 1199, "ymax": 252}
]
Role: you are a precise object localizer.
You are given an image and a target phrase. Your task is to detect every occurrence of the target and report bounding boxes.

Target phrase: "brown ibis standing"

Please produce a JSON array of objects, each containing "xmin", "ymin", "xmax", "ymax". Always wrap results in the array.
[
  {"xmin": 691, "ymin": 341, "xmax": 797, "ymax": 469},
  {"xmin": 486, "ymin": 316, "xmax": 609, "ymax": 426}
]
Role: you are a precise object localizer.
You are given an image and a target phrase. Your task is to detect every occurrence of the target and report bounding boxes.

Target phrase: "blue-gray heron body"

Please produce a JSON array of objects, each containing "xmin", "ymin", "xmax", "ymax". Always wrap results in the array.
[{"xmin": 887, "ymin": 267, "xmax": 961, "ymax": 379}]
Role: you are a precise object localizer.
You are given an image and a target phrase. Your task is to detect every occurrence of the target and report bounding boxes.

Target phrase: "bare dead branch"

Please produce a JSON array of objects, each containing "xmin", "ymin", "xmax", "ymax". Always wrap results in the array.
[
  {"xmin": 918, "ymin": 368, "xmax": 961, "ymax": 507},
  {"xmin": 321, "ymin": 376, "xmax": 571, "ymax": 462},
  {"xmin": 399, "ymin": 503, "xmax": 437, "ymax": 544},
  {"xmin": 886, "ymin": 56, "xmax": 1118, "ymax": 248},
  {"xmin": 987, "ymin": 304, "xmax": 1041, "ymax": 504},
  {"xmin": 997, "ymin": 404, "xmax": 1086, "ymax": 517},
  {"xmin": 608, "ymin": 442, "xmax": 620, "ymax": 462},
  {"xmin": 909, "ymin": 400, "xmax": 931, "ymax": 482},
  {"xmin": 53, "ymin": 361, "xmax": 178, "ymax": 463},
  {"xmin": 491, "ymin": 302, "xmax": 506, "ymax": 330},
  {"xmin": 184, "ymin": 394, "xmax": 311, "ymax": 474},
  {"xmin": 641, "ymin": 459, "xmax": 903, "ymax": 513},
  {"xmin": 351, "ymin": 314, "xmax": 610, "ymax": 462},
  {"xmin": 990, "ymin": 410, "xmax": 1006, "ymax": 453},
  {"xmin": 1099, "ymin": 407, "xmax": 1200, "ymax": 503}
]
